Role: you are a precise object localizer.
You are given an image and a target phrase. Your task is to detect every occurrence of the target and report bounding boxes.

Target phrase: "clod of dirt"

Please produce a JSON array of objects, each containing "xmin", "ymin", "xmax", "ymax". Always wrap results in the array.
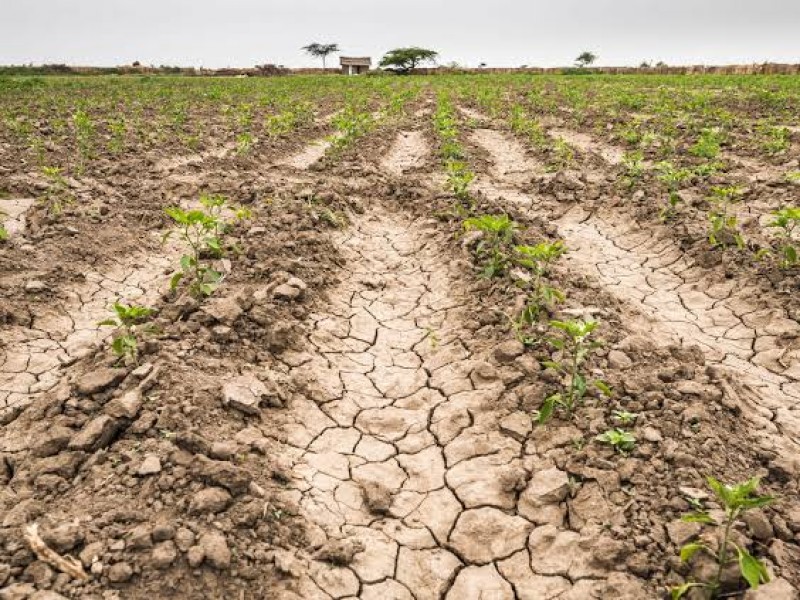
[
  {"xmin": 313, "ymin": 538, "xmax": 366, "ymax": 566},
  {"xmin": 360, "ymin": 481, "xmax": 392, "ymax": 514}
]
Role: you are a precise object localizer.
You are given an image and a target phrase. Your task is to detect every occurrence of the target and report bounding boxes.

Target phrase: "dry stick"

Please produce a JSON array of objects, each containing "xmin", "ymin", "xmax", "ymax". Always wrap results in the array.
[{"xmin": 23, "ymin": 523, "xmax": 90, "ymax": 581}]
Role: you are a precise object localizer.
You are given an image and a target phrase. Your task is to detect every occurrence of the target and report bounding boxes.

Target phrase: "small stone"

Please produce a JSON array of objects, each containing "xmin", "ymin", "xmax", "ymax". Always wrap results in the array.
[
  {"xmin": 175, "ymin": 528, "xmax": 196, "ymax": 552},
  {"xmin": 137, "ymin": 454, "xmax": 162, "ymax": 476},
  {"xmin": 642, "ymin": 427, "xmax": 663, "ymax": 442},
  {"xmin": 361, "ymin": 481, "xmax": 392, "ymax": 514},
  {"xmin": 197, "ymin": 531, "xmax": 231, "ymax": 569},
  {"xmin": 67, "ymin": 415, "xmax": 120, "ymax": 451},
  {"xmin": 314, "ymin": 538, "xmax": 365, "ymax": 566},
  {"xmin": 25, "ymin": 280, "xmax": 47, "ymax": 293},
  {"xmin": 202, "ymin": 296, "xmax": 243, "ymax": 325},
  {"xmin": 666, "ymin": 520, "xmax": 701, "ymax": 546},
  {"xmin": 41, "ymin": 522, "xmax": 83, "ymax": 553},
  {"xmin": 127, "ymin": 524, "xmax": 153, "ymax": 550},
  {"xmin": 152, "ymin": 522, "xmax": 176, "ymax": 542},
  {"xmin": 189, "ymin": 487, "xmax": 233, "ymax": 514},
  {"xmin": 107, "ymin": 562, "xmax": 133, "ymax": 583},
  {"xmin": 493, "ymin": 340, "xmax": 525, "ymax": 364},
  {"xmin": 743, "ymin": 577, "xmax": 797, "ymax": 600},
  {"xmin": 608, "ymin": 350, "xmax": 633, "ymax": 369},
  {"xmin": 79, "ymin": 541, "xmax": 105, "ymax": 567},
  {"xmin": 209, "ymin": 441, "xmax": 238, "ymax": 461},
  {"xmin": 273, "ymin": 284, "xmax": 302, "ymax": 301},
  {"xmin": 75, "ymin": 368, "xmax": 127, "ymax": 395},
  {"xmin": 743, "ymin": 510, "xmax": 774, "ymax": 541},
  {"xmin": 104, "ymin": 389, "xmax": 143, "ymax": 420},
  {"xmin": 222, "ymin": 375, "xmax": 268, "ymax": 415},
  {"xmin": 191, "ymin": 455, "xmax": 250, "ymax": 495},
  {"xmin": 187, "ymin": 545, "xmax": 205, "ymax": 567},
  {"xmin": 499, "ymin": 412, "xmax": 532, "ymax": 441},
  {"xmin": 30, "ymin": 426, "xmax": 73, "ymax": 457},
  {"xmin": 151, "ymin": 541, "xmax": 178, "ymax": 569}
]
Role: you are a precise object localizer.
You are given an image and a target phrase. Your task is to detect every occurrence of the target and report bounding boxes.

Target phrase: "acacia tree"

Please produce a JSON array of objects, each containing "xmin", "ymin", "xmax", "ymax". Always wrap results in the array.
[
  {"xmin": 379, "ymin": 47, "xmax": 438, "ymax": 74},
  {"xmin": 302, "ymin": 43, "xmax": 339, "ymax": 69},
  {"xmin": 575, "ymin": 51, "xmax": 597, "ymax": 68}
]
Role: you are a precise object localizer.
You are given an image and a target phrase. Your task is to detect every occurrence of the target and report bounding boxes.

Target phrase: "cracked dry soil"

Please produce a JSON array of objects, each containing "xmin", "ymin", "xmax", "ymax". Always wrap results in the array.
[{"xmin": 275, "ymin": 210, "xmax": 646, "ymax": 599}]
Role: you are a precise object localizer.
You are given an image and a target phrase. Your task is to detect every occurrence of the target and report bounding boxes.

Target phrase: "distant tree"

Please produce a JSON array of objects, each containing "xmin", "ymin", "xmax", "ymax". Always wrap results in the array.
[
  {"xmin": 479, "ymin": 62, "xmax": 487, "ymax": 68},
  {"xmin": 656, "ymin": 61, "xmax": 668, "ymax": 68},
  {"xmin": 379, "ymin": 47, "xmax": 438, "ymax": 74},
  {"xmin": 575, "ymin": 51, "xmax": 597, "ymax": 68},
  {"xmin": 640, "ymin": 60, "xmax": 651, "ymax": 68},
  {"xmin": 301, "ymin": 43, "xmax": 339, "ymax": 69}
]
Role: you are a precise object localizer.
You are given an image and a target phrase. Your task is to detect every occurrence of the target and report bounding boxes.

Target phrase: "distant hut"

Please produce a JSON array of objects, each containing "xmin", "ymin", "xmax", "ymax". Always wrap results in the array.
[{"xmin": 340, "ymin": 56, "xmax": 371, "ymax": 75}]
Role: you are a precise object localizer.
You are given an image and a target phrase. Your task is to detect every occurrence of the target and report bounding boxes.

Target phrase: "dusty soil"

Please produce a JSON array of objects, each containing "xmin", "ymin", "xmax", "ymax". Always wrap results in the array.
[{"xmin": 1, "ymin": 80, "xmax": 799, "ymax": 600}]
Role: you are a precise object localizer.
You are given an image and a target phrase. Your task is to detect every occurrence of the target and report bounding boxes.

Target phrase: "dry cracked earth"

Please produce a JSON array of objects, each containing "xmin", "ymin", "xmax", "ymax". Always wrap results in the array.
[{"xmin": 2, "ymin": 103, "xmax": 800, "ymax": 600}]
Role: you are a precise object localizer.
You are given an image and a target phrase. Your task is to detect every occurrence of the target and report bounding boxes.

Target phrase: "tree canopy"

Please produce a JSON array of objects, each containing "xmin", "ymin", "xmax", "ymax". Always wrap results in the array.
[
  {"xmin": 302, "ymin": 43, "xmax": 339, "ymax": 68},
  {"xmin": 575, "ymin": 51, "xmax": 598, "ymax": 68},
  {"xmin": 379, "ymin": 47, "xmax": 438, "ymax": 73}
]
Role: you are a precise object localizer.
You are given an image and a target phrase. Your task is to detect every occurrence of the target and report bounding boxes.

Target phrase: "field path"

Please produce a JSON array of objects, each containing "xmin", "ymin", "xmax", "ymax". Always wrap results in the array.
[
  {"xmin": 276, "ymin": 189, "xmax": 641, "ymax": 597},
  {"xmin": 467, "ymin": 126, "xmax": 800, "ymax": 451}
]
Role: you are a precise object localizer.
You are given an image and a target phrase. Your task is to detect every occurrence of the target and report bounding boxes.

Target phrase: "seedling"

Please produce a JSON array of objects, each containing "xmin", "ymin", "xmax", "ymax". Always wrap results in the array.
[
  {"xmin": 707, "ymin": 186, "xmax": 745, "ymax": 249},
  {"xmin": 98, "ymin": 302, "xmax": 156, "ymax": 364},
  {"xmin": 596, "ymin": 428, "xmax": 636, "ymax": 454},
  {"xmin": 760, "ymin": 125, "xmax": 790, "ymax": 155},
  {"xmin": 612, "ymin": 409, "xmax": 638, "ymax": 426},
  {"xmin": 690, "ymin": 128, "xmax": 723, "ymax": 159},
  {"xmin": 72, "ymin": 109, "xmax": 94, "ymax": 171},
  {"xmin": 621, "ymin": 151, "xmax": 645, "ymax": 188},
  {"xmin": 0, "ymin": 223, "xmax": 7, "ymax": 242},
  {"xmin": 536, "ymin": 319, "xmax": 611, "ymax": 423},
  {"xmin": 445, "ymin": 159, "xmax": 475, "ymax": 208},
  {"xmin": 766, "ymin": 207, "xmax": 800, "ymax": 268},
  {"xmin": 462, "ymin": 214, "xmax": 518, "ymax": 278},
  {"xmin": 163, "ymin": 194, "xmax": 248, "ymax": 297},
  {"xmin": 672, "ymin": 476, "xmax": 775, "ymax": 599},
  {"xmin": 512, "ymin": 241, "xmax": 567, "ymax": 332},
  {"xmin": 656, "ymin": 161, "xmax": 692, "ymax": 221},
  {"xmin": 40, "ymin": 166, "xmax": 72, "ymax": 217}
]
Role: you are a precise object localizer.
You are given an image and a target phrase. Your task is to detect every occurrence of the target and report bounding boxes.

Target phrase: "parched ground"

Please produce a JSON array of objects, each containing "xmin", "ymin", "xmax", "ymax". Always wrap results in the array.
[{"xmin": 1, "ymin": 77, "xmax": 800, "ymax": 600}]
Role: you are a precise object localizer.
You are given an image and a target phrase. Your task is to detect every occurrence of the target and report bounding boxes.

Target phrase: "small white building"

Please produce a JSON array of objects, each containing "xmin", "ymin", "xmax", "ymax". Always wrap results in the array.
[{"xmin": 340, "ymin": 56, "xmax": 371, "ymax": 75}]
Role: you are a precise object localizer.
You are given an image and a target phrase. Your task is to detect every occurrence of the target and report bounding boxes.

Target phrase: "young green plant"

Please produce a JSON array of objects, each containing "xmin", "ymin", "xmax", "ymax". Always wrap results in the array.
[
  {"xmin": 672, "ymin": 476, "xmax": 774, "ymax": 599},
  {"xmin": 766, "ymin": 206, "xmax": 799, "ymax": 268},
  {"xmin": 462, "ymin": 214, "xmax": 518, "ymax": 278},
  {"xmin": 98, "ymin": 302, "xmax": 156, "ymax": 364},
  {"xmin": 536, "ymin": 319, "xmax": 611, "ymax": 423}
]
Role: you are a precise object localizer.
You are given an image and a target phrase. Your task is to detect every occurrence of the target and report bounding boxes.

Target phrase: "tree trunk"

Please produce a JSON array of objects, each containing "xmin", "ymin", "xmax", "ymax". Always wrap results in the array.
[{"xmin": 322, "ymin": 56, "xmax": 326, "ymax": 69}]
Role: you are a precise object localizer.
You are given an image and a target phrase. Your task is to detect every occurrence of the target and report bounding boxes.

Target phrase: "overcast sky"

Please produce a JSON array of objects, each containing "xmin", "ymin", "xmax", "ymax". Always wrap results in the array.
[{"xmin": 2, "ymin": 0, "xmax": 798, "ymax": 69}]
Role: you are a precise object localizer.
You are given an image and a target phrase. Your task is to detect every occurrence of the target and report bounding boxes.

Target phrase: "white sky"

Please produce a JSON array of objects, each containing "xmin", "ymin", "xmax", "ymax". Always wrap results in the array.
[{"xmin": 1, "ymin": 0, "xmax": 799, "ymax": 68}]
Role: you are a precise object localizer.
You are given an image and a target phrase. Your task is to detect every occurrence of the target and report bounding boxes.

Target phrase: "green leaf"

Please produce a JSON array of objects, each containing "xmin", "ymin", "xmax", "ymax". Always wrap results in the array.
[
  {"xmin": 671, "ymin": 583, "xmax": 705, "ymax": 600},
  {"xmin": 594, "ymin": 380, "xmax": 612, "ymax": 397},
  {"xmin": 681, "ymin": 511, "xmax": 716, "ymax": 525},
  {"xmin": 738, "ymin": 547, "xmax": 770, "ymax": 589},
  {"xmin": 169, "ymin": 272, "xmax": 184, "ymax": 290},
  {"xmin": 97, "ymin": 319, "xmax": 119, "ymax": 327},
  {"xmin": 680, "ymin": 543, "xmax": 707, "ymax": 563},
  {"xmin": 536, "ymin": 395, "xmax": 558, "ymax": 424}
]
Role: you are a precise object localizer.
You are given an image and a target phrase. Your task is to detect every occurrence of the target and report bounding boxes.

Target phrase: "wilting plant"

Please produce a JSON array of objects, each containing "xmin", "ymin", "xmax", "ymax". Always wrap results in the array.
[
  {"xmin": 766, "ymin": 206, "xmax": 799, "ymax": 268},
  {"xmin": 536, "ymin": 319, "xmax": 611, "ymax": 423},
  {"xmin": 98, "ymin": 302, "xmax": 156, "ymax": 364},
  {"xmin": 462, "ymin": 214, "xmax": 518, "ymax": 278},
  {"xmin": 707, "ymin": 186, "xmax": 745, "ymax": 249},
  {"xmin": 672, "ymin": 476, "xmax": 775, "ymax": 599}
]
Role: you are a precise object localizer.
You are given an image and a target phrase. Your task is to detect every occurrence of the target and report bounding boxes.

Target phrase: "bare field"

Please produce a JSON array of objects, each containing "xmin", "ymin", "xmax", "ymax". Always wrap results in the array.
[{"xmin": 1, "ymin": 74, "xmax": 799, "ymax": 599}]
